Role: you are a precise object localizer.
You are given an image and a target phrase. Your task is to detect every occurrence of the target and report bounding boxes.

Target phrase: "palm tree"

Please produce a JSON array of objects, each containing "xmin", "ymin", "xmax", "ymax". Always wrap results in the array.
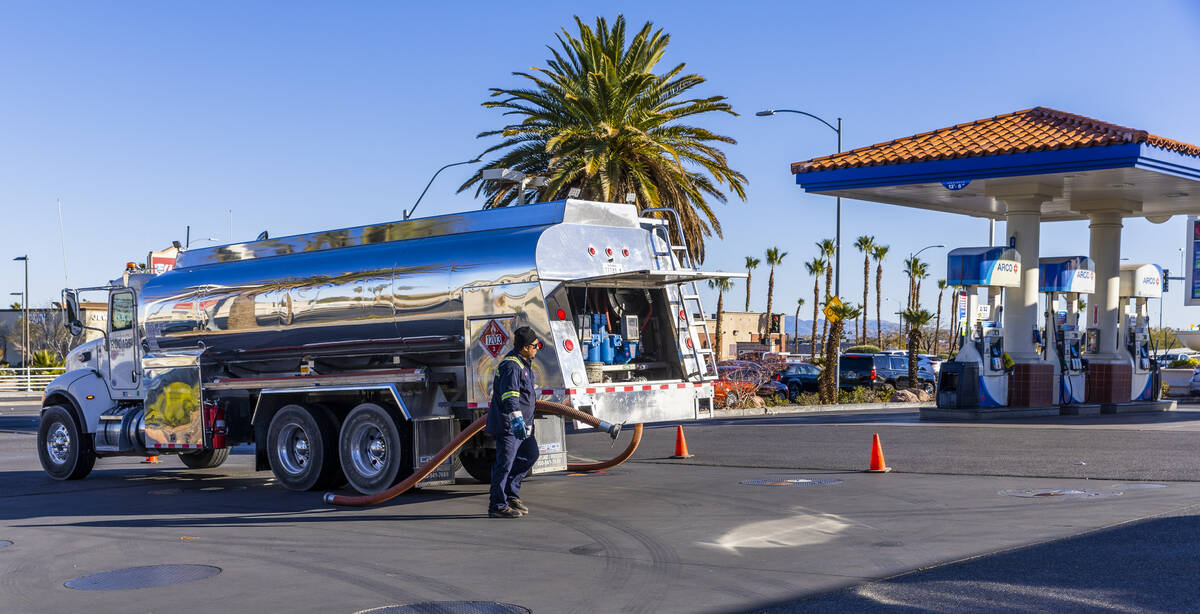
[
  {"xmin": 793, "ymin": 297, "xmax": 805, "ymax": 354},
  {"xmin": 853, "ymin": 235, "xmax": 875, "ymax": 344},
  {"xmin": 707, "ymin": 277, "xmax": 733, "ymax": 361},
  {"xmin": 901, "ymin": 307, "xmax": 935, "ymax": 388},
  {"xmin": 815, "ymin": 239, "xmax": 835, "ymax": 349},
  {"xmin": 804, "ymin": 258, "xmax": 826, "ymax": 362},
  {"xmin": 743, "ymin": 256, "xmax": 760, "ymax": 312},
  {"xmin": 459, "ymin": 15, "xmax": 748, "ymax": 264},
  {"xmin": 763, "ymin": 247, "xmax": 788, "ymax": 342},
  {"xmin": 871, "ymin": 244, "xmax": 889, "ymax": 348},
  {"xmin": 934, "ymin": 280, "xmax": 949, "ymax": 356},
  {"xmin": 819, "ymin": 302, "xmax": 863, "ymax": 404}
]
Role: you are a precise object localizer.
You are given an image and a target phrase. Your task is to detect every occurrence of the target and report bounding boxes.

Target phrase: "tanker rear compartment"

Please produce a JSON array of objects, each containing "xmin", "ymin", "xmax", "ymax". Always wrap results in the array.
[{"xmin": 558, "ymin": 286, "xmax": 685, "ymax": 384}]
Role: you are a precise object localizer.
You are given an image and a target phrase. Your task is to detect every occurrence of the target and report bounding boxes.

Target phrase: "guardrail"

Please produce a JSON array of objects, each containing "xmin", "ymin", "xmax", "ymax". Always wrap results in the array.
[{"xmin": 0, "ymin": 368, "xmax": 66, "ymax": 392}]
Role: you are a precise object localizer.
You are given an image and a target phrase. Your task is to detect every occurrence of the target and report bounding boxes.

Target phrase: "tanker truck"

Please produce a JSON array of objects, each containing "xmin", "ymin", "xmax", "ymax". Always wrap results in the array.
[{"xmin": 38, "ymin": 199, "xmax": 738, "ymax": 494}]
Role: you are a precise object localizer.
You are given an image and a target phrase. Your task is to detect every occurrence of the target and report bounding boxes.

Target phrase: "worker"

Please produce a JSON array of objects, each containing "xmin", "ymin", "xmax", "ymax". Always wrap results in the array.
[{"xmin": 486, "ymin": 326, "xmax": 541, "ymax": 518}]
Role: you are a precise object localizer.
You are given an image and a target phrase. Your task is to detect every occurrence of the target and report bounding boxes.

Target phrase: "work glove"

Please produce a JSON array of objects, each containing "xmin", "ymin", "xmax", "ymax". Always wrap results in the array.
[{"xmin": 509, "ymin": 412, "xmax": 528, "ymax": 440}]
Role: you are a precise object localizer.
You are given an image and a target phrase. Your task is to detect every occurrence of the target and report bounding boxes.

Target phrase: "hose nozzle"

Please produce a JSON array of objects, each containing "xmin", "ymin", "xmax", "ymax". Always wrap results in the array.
[{"xmin": 596, "ymin": 420, "xmax": 622, "ymax": 446}]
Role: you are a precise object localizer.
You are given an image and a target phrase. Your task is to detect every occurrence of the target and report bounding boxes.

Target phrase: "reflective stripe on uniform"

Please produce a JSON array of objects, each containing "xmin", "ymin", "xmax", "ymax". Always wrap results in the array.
[{"xmin": 501, "ymin": 391, "xmax": 520, "ymax": 400}]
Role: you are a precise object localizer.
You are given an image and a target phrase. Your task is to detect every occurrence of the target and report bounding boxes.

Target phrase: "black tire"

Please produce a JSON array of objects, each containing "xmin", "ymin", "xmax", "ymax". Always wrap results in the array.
[
  {"xmin": 787, "ymin": 383, "xmax": 802, "ymax": 401},
  {"xmin": 179, "ymin": 448, "xmax": 230, "ymax": 469},
  {"xmin": 338, "ymin": 402, "xmax": 411, "ymax": 495},
  {"xmin": 919, "ymin": 381, "xmax": 936, "ymax": 395},
  {"xmin": 266, "ymin": 404, "xmax": 340, "ymax": 491},
  {"xmin": 38, "ymin": 405, "xmax": 95, "ymax": 480},
  {"xmin": 460, "ymin": 439, "xmax": 496, "ymax": 484}
]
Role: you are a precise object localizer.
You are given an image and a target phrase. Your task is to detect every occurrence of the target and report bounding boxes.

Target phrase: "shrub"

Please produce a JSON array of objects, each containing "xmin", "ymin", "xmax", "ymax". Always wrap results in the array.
[
  {"xmin": 792, "ymin": 391, "xmax": 821, "ymax": 406},
  {"xmin": 845, "ymin": 344, "xmax": 882, "ymax": 354},
  {"xmin": 1168, "ymin": 357, "xmax": 1198, "ymax": 369},
  {"xmin": 838, "ymin": 386, "xmax": 883, "ymax": 404}
]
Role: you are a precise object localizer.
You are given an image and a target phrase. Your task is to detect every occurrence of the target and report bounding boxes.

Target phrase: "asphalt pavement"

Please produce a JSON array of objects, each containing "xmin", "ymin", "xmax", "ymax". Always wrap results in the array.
[{"xmin": 2, "ymin": 400, "xmax": 1199, "ymax": 613}]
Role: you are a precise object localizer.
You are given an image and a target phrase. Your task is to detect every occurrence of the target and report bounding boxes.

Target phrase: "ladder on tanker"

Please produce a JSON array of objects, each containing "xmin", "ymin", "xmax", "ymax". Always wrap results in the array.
[{"xmin": 642, "ymin": 208, "xmax": 717, "ymax": 383}]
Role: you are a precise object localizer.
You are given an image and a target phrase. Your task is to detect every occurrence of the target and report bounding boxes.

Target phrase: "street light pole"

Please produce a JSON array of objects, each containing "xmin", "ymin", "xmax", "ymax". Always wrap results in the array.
[
  {"xmin": 405, "ymin": 158, "xmax": 483, "ymax": 220},
  {"xmin": 758, "ymin": 108, "xmax": 844, "ymax": 395}
]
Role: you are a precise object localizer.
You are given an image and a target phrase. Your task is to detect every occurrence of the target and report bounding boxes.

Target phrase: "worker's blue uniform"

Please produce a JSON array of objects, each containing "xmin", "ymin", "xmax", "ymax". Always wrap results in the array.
[{"xmin": 486, "ymin": 351, "xmax": 540, "ymax": 511}]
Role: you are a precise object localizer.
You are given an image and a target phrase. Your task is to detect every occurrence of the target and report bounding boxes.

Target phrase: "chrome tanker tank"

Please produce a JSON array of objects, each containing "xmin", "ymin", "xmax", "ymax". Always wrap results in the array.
[{"xmin": 138, "ymin": 199, "xmax": 719, "ymax": 417}]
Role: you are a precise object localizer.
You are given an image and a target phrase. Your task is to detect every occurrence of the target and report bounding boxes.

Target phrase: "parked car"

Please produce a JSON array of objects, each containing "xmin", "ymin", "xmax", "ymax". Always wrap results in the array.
[
  {"xmin": 1189, "ymin": 371, "xmax": 1200, "ymax": 396},
  {"xmin": 778, "ymin": 362, "xmax": 822, "ymax": 400},
  {"xmin": 919, "ymin": 354, "xmax": 945, "ymax": 376},
  {"xmin": 714, "ymin": 364, "xmax": 788, "ymax": 405},
  {"xmin": 838, "ymin": 353, "xmax": 935, "ymax": 394}
]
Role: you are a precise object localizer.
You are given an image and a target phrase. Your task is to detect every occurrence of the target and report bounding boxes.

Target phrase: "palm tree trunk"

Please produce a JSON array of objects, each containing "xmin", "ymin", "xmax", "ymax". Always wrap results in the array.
[
  {"xmin": 875, "ymin": 263, "xmax": 883, "ymax": 348},
  {"xmin": 822, "ymin": 318, "xmax": 844, "ymax": 404},
  {"xmin": 794, "ymin": 305, "xmax": 801, "ymax": 354},
  {"xmin": 764, "ymin": 266, "xmax": 776, "ymax": 343},
  {"xmin": 812, "ymin": 278, "xmax": 820, "ymax": 363},
  {"xmin": 862, "ymin": 254, "xmax": 870, "ymax": 345},
  {"xmin": 714, "ymin": 291, "xmax": 724, "ymax": 361},
  {"xmin": 744, "ymin": 270, "xmax": 752, "ymax": 312},
  {"xmin": 821, "ymin": 268, "xmax": 832, "ymax": 353},
  {"xmin": 934, "ymin": 288, "xmax": 945, "ymax": 356},
  {"xmin": 907, "ymin": 329, "xmax": 919, "ymax": 386}
]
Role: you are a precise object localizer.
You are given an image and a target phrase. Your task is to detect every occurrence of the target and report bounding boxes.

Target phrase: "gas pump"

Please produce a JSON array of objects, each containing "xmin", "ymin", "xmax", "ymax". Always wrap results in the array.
[
  {"xmin": 936, "ymin": 247, "xmax": 1022, "ymax": 409},
  {"xmin": 1038, "ymin": 256, "xmax": 1095, "ymax": 406},
  {"xmin": 1118, "ymin": 264, "xmax": 1163, "ymax": 401}
]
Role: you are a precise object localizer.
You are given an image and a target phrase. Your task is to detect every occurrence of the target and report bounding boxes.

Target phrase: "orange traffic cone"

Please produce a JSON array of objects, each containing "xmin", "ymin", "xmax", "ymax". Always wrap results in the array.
[
  {"xmin": 866, "ymin": 433, "xmax": 891, "ymax": 473},
  {"xmin": 671, "ymin": 425, "xmax": 693, "ymax": 459},
  {"xmin": 142, "ymin": 455, "xmax": 161, "ymax": 464}
]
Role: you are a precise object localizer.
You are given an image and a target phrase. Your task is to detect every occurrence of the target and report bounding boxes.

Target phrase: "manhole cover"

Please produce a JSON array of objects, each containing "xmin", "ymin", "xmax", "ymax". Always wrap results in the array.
[
  {"xmin": 1111, "ymin": 483, "xmax": 1167, "ymax": 490},
  {"xmin": 999, "ymin": 488, "xmax": 1123, "ymax": 499},
  {"xmin": 740, "ymin": 477, "xmax": 843, "ymax": 487},
  {"xmin": 65, "ymin": 565, "xmax": 221, "ymax": 590},
  {"xmin": 0, "ymin": 540, "xmax": 12, "ymax": 548},
  {"xmin": 357, "ymin": 603, "xmax": 531, "ymax": 614}
]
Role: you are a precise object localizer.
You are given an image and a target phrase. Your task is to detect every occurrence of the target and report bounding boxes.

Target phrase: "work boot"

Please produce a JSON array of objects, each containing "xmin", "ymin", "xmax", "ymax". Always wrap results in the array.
[
  {"xmin": 507, "ymin": 498, "xmax": 529, "ymax": 514},
  {"xmin": 488, "ymin": 506, "xmax": 522, "ymax": 519}
]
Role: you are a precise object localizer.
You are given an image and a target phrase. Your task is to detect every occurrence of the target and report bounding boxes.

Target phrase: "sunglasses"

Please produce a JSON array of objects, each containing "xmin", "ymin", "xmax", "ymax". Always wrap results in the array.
[{"xmin": 525, "ymin": 341, "xmax": 543, "ymax": 350}]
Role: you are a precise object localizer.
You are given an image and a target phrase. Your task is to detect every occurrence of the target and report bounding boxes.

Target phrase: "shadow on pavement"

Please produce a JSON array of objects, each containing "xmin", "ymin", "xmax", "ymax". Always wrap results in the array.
[
  {"xmin": 0, "ymin": 467, "xmax": 485, "ymax": 524},
  {"xmin": 742, "ymin": 508, "xmax": 1200, "ymax": 613}
]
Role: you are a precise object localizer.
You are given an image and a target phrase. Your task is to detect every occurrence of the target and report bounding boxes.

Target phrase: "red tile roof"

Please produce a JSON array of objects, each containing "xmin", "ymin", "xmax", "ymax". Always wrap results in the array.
[{"xmin": 791, "ymin": 107, "xmax": 1200, "ymax": 174}]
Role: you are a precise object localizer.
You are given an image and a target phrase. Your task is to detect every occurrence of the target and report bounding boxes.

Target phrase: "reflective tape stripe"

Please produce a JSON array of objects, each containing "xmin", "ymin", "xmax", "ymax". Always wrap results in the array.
[{"xmin": 500, "ymin": 391, "xmax": 520, "ymax": 400}]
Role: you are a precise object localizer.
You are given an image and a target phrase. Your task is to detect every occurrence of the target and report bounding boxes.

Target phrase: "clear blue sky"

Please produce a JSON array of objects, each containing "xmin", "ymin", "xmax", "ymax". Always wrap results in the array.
[{"xmin": 3, "ymin": 1, "xmax": 1199, "ymax": 327}]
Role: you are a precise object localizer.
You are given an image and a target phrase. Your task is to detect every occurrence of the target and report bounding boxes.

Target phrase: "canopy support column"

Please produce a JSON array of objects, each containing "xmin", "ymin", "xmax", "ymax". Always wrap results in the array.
[{"xmin": 991, "ymin": 185, "xmax": 1057, "ymax": 407}]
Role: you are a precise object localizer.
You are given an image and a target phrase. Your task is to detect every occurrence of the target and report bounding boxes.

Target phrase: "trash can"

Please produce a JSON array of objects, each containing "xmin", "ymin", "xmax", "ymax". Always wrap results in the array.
[{"xmin": 936, "ymin": 361, "xmax": 980, "ymax": 409}]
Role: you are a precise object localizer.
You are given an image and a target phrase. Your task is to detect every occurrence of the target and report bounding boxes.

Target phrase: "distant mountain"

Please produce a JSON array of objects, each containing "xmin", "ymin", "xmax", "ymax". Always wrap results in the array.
[{"xmin": 782, "ymin": 315, "xmax": 902, "ymax": 336}]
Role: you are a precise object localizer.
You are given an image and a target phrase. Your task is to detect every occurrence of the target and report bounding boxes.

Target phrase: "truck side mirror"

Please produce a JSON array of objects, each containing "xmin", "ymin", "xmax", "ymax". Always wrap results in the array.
[{"xmin": 63, "ymin": 290, "xmax": 83, "ymax": 337}]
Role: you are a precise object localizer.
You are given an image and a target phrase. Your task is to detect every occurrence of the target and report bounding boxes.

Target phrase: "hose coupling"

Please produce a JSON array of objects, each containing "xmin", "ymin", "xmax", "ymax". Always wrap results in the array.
[{"xmin": 323, "ymin": 492, "xmax": 336, "ymax": 504}]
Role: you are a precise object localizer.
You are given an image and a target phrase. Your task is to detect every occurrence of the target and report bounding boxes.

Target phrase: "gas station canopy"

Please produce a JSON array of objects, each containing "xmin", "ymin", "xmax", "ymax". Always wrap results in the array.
[{"xmin": 791, "ymin": 107, "xmax": 1200, "ymax": 221}]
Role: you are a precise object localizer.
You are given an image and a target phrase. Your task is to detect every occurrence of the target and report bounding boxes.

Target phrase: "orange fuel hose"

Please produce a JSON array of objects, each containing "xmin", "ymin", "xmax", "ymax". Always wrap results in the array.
[
  {"xmin": 324, "ymin": 399, "xmax": 641, "ymax": 507},
  {"xmin": 566, "ymin": 423, "xmax": 642, "ymax": 471}
]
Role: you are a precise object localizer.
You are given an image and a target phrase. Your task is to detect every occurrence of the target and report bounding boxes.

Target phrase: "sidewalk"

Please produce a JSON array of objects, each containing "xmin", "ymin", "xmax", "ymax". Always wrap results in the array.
[
  {"xmin": 713, "ymin": 400, "xmax": 925, "ymax": 418},
  {"xmin": 0, "ymin": 391, "xmax": 42, "ymax": 401}
]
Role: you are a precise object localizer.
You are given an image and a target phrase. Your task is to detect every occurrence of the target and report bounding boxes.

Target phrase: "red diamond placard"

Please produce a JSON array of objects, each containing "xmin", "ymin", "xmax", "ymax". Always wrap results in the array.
[{"xmin": 480, "ymin": 319, "xmax": 509, "ymax": 358}]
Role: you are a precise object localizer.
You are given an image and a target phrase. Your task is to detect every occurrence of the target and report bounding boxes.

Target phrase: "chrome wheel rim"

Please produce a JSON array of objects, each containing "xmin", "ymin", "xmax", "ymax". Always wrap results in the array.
[
  {"xmin": 275, "ymin": 422, "xmax": 312, "ymax": 476},
  {"xmin": 46, "ymin": 423, "xmax": 70, "ymax": 465},
  {"xmin": 349, "ymin": 422, "xmax": 388, "ymax": 478}
]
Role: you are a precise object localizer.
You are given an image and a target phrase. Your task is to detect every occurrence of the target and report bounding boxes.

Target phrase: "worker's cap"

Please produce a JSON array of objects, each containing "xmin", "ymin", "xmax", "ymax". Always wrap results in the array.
[{"xmin": 513, "ymin": 326, "xmax": 541, "ymax": 349}]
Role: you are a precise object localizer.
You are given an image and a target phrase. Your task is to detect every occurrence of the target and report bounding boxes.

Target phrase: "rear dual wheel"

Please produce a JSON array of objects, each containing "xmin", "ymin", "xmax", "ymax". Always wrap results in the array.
[
  {"xmin": 338, "ymin": 402, "xmax": 412, "ymax": 495},
  {"xmin": 267, "ymin": 404, "xmax": 341, "ymax": 491}
]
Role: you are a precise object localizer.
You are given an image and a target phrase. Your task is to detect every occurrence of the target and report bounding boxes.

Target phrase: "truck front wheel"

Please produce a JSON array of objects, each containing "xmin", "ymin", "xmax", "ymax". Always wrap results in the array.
[
  {"xmin": 338, "ymin": 402, "xmax": 410, "ymax": 495},
  {"xmin": 267, "ymin": 404, "xmax": 339, "ymax": 491},
  {"xmin": 38, "ymin": 405, "xmax": 95, "ymax": 480}
]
